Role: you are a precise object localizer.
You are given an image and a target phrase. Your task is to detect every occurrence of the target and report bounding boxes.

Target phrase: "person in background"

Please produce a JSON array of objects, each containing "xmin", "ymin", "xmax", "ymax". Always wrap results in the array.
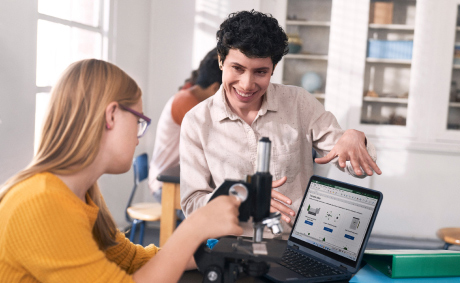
[
  {"xmin": 180, "ymin": 10, "xmax": 382, "ymax": 238},
  {"xmin": 0, "ymin": 59, "xmax": 241, "ymax": 282},
  {"xmin": 148, "ymin": 48, "xmax": 222, "ymax": 202},
  {"xmin": 178, "ymin": 69, "xmax": 199, "ymax": 91}
]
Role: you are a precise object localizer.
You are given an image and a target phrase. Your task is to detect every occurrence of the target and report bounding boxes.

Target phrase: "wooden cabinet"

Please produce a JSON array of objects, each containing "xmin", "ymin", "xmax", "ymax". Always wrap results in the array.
[
  {"xmin": 282, "ymin": 0, "xmax": 333, "ymax": 103},
  {"xmin": 362, "ymin": 0, "xmax": 416, "ymax": 126},
  {"xmin": 264, "ymin": 0, "xmax": 460, "ymax": 151},
  {"xmin": 448, "ymin": 10, "xmax": 460, "ymax": 130}
]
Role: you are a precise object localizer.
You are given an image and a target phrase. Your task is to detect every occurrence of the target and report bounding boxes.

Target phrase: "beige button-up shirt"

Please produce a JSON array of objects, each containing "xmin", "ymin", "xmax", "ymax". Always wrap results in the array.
[{"xmin": 180, "ymin": 83, "xmax": 375, "ymax": 237}]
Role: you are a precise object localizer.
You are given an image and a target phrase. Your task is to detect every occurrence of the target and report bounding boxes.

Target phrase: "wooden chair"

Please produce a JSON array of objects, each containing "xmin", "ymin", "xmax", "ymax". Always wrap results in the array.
[
  {"xmin": 437, "ymin": 227, "xmax": 460, "ymax": 250},
  {"xmin": 125, "ymin": 153, "xmax": 162, "ymax": 245},
  {"xmin": 157, "ymin": 166, "xmax": 181, "ymax": 247}
]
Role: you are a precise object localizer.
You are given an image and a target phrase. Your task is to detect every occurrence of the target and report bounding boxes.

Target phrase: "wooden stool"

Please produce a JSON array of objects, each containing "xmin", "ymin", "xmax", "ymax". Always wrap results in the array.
[
  {"xmin": 157, "ymin": 165, "xmax": 181, "ymax": 247},
  {"xmin": 437, "ymin": 227, "xmax": 460, "ymax": 249}
]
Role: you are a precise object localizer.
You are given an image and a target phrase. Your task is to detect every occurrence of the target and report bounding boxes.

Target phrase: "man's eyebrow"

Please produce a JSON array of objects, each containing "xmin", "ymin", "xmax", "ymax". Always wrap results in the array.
[
  {"xmin": 230, "ymin": 62, "xmax": 270, "ymax": 71},
  {"xmin": 230, "ymin": 62, "xmax": 246, "ymax": 68},
  {"xmin": 254, "ymin": 67, "xmax": 270, "ymax": 71}
]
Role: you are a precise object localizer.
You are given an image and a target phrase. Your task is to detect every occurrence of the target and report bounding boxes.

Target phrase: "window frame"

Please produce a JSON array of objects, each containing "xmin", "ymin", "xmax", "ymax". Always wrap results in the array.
[
  {"xmin": 36, "ymin": 0, "xmax": 111, "ymax": 93},
  {"xmin": 34, "ymin": 0, "xmax": 112, "ymax": 152}
]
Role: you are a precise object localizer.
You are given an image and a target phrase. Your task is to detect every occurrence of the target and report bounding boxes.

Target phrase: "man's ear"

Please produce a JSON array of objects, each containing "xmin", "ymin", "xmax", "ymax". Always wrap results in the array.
[
  {"xmin": 218, "ymin": 55, "xmax": 223, "ymax": 70},
  {"xmin": 271, "ymin": 64, "xmax": 277, "ymax": 76},
  {"xmin": 105, "ymin": 102, "xmax": 118, "ymax": 130}
]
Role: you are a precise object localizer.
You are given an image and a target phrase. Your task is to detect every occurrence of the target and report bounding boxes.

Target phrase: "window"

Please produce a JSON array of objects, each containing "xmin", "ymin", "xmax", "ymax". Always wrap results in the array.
[{"xmin": 34, "ymin": 0, "xmax": 110, "ymax": 152}]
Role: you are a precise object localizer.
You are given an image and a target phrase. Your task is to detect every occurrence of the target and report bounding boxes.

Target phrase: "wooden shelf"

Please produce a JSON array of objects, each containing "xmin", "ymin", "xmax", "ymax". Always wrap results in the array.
[
  {"xmin": 285, "ymin": 54, "xmax": 328, "ymax": 60},
  {"xmin": 363, "ymin": 97, "xmax": 409, "ymax": 104},
  {"xmin": 286, "ymin": 20, "xmax": 330, "ymax": 27},
  {"xmin": 449, "ymin": 102, "xmax": 460, "ymax": 108},
  {"xmin": 313, "ymin": 93, "xmax": 326, "ymax": 99},
  {"xmin": 453, "ymin": 64, "xmax": 460, "ymax": 69},
  {"xmin": 366, "ymin": 58, "xmax": 412, "ymax": 64},
  {"xmin": 369, "ymin": 24, "xmax": 415, "ymax": 31}
]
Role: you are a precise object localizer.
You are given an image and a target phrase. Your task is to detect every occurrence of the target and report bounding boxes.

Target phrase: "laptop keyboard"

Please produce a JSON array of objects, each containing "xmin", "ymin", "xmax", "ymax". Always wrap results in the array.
[{"xmin": 279, "ymin": 249, "xmax": 345, "ymax": 278}]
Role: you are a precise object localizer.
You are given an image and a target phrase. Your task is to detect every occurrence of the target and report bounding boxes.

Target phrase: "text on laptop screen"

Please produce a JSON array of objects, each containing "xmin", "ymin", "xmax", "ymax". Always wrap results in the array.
[{"xmin": 291, "ymin": 179, "xmax": 378, "ymax": 261}]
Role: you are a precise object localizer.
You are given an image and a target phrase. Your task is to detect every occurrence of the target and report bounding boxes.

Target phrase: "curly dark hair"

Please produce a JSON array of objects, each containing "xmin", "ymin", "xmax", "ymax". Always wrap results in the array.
[{"xmin": 216, "ymin": 10, "xmax": 289, "ymax": 67}]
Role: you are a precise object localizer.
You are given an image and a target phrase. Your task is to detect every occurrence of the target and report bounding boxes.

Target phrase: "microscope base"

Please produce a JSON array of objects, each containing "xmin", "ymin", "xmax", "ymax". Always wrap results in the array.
[{"xmin": 194, "ymin": 236, "xmax": 287, "ymax": 283}]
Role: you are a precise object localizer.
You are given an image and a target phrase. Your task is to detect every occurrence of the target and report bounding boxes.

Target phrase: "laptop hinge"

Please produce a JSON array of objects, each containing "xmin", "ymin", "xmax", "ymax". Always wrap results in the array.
[
  {"xmin": 292, "ymin": 244, "xmax": 299, "ymax": 250},
  {"xmin": 339, "ymin": 265, "xmax": 348, "ymax": 270}
]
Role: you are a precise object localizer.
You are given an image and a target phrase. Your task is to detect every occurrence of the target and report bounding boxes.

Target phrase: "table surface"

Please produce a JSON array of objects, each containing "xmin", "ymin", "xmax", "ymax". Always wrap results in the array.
[
  {"xmin": 179, "ymin": 270, "xmax": 271, "ymax": 282},
  {"xmin": 179, "ymin": 269, "xmax": 350, "ymax": 283}
]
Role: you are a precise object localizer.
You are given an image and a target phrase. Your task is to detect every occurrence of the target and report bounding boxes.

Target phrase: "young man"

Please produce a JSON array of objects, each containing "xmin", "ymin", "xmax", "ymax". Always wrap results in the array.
[
  {"xmin": 148, "ymin": 48, "xmax": 222, "ymax": 199},
  {"xmin": 180, "ymin": 10, "xmax": 381, "ymax": 237}
]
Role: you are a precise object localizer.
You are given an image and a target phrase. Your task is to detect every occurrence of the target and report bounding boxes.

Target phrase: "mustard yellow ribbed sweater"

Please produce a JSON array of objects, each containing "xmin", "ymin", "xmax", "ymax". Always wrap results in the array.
[{"xmin": 0, "ymin": 172, "xmax": 159, "ymax": 282}]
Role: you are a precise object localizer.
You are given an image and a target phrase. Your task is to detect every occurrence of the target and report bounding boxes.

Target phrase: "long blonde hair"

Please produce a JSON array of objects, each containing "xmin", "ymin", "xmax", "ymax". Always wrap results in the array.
[{"xmin": 0, "ymin": 59, "xmax": 141, "ymax": 250}]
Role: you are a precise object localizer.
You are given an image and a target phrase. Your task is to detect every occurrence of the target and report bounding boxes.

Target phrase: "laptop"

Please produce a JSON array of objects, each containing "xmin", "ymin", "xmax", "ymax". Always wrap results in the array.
[{"xmin": 265, "ymin": 175, "xmax": 383, "ymax": 283}]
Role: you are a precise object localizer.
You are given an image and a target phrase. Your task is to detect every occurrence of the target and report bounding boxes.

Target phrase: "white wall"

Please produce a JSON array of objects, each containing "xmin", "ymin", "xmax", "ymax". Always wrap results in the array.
[{"xmin": 0, "ymin": 0, "xmax": 37, "ymax": 185}]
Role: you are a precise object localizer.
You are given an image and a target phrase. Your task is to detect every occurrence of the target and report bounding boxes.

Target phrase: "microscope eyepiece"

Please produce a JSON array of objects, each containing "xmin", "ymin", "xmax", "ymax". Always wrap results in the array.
[{"xmin": 256, "ymin": 137, "xmax": 271, "ymax": 173}]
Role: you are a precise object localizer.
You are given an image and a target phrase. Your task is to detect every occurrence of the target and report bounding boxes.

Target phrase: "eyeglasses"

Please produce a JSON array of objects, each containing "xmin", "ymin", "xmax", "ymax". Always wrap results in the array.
[{"xmin": 119, "ymin": 104, "xmax": 151, "ymax": 138}]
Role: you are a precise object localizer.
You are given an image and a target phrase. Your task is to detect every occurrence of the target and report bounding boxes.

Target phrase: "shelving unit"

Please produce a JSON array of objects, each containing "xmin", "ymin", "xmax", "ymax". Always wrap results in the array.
[
  {"xmin": 286, "ymin": 20, "xmax": 330, "ymax": 27},
  {"xmin": 284, "ymin": 54, "xmax": 328, "ymax": 60},
  {"xmin": 361, "ymin": 0, "xmax": 417, "ymax": 126},
  {"xmin": 270, "ymin": 0, "xmax": 460, "ymax": 150},
  {"xmin": 363, "ymin": 97, "xmax": 408, "ymax": 104},
  {"xmin": 369, "ymin": 23, "xmax": 414, "ymax": 30},
  {"xmin": 365, "ymin": 58, "xmax": 411, "ymax": 64},
  {"xmin": 282, "ymin": 0, "xmax": 332, "ymax": 103},
  {"xmin": 447, "ymin": 6, "xmax": 460, "ymax": 130}
]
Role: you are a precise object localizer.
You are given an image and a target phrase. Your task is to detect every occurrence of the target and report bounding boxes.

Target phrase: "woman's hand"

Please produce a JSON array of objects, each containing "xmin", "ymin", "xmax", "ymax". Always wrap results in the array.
[
  {"xmin": 187, "ymin": 195, "xmax": 243, "ymax": 240},
  {"xmin": 133, "ymin": 196, "xmax": 242, "ymax": 283},
  {"xmin": 270, "ymin": 176, "xmax": 295, "ymax": 223}
]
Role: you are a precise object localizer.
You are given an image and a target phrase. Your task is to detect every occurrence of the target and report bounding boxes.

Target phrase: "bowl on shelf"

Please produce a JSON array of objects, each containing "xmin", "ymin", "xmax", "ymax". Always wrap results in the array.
[
  {"xmin": 301, "ymin": 71, "xmax": 322, "ymax": 93},
  {"xmin": 288, "ymin": 43, "xmax": 302, "ymax": 54}
]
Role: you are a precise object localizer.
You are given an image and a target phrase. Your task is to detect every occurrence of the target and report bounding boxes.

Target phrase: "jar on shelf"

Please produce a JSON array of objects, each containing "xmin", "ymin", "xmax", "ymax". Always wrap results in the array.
[
  {"xmin": 287, "ymin": 34, "xmax": 302, "ymax": 54},
  {"xmin": 454, "ymin": 44, "xmax": 460, "ymax": 64}
]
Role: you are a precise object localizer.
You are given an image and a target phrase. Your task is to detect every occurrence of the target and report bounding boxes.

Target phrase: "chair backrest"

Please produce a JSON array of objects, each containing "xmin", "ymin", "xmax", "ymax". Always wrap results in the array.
[
  {"xmin": 125, "ymin": 153, "xmax": 149, "ymax": 223},
  {"xmin": 133, "ymin": 153, "xmax": 149, "ymax": 184}
]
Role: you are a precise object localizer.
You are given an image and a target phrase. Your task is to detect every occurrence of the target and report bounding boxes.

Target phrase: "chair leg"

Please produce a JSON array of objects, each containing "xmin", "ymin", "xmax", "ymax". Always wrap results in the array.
[
  {"xmin": 130, "ymin": 219, "xmax": 140, "ymax": 243},
  {"xmin": 139, "ymin": 221, "xmax": 145, "ymax": 246},
  {"xmin": 443, "ymin": 243, "xmax": 452, "ymax": 250}
]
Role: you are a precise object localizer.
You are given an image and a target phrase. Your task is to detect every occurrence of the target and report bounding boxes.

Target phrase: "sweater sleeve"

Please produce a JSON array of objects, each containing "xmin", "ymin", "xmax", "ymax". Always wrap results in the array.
[
  {"xmin": 105, "ymin": 231, "xmax": 159, "ymax": 274},
  {"xmin": 6, "ymin": 191, "xmax": 137, "ymax": 283}
]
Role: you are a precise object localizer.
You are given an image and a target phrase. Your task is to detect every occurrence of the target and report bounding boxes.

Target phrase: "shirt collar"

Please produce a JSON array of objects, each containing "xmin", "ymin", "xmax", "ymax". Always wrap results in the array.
[{"xmin": 210, "ymin": 83, "xmax": 278, "ymax": 122}]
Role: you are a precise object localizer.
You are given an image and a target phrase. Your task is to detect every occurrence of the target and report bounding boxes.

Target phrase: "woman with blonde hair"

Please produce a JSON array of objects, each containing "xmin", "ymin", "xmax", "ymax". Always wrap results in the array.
[{"xmin": 0, "ymin": 59, "xmax": 242, "ymax": 282}]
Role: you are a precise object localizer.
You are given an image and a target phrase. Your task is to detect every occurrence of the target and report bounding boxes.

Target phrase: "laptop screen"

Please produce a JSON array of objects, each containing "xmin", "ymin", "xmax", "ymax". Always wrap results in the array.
[{"xmin": 289, "ymin": 176, "xmax": 381, "ymax": 267}]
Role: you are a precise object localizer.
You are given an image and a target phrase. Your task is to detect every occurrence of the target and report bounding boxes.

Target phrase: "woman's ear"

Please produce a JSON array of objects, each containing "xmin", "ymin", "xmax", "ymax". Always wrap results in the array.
[{"xmin": 105, "ymin": 102, "xmax": 118, "ymax": 130}]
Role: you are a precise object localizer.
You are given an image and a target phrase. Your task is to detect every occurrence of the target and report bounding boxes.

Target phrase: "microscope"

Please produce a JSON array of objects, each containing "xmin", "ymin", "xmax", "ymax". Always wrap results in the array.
[{"xmin": 193, "ymin": 137, "xmax": 287, "ymax": 283}]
